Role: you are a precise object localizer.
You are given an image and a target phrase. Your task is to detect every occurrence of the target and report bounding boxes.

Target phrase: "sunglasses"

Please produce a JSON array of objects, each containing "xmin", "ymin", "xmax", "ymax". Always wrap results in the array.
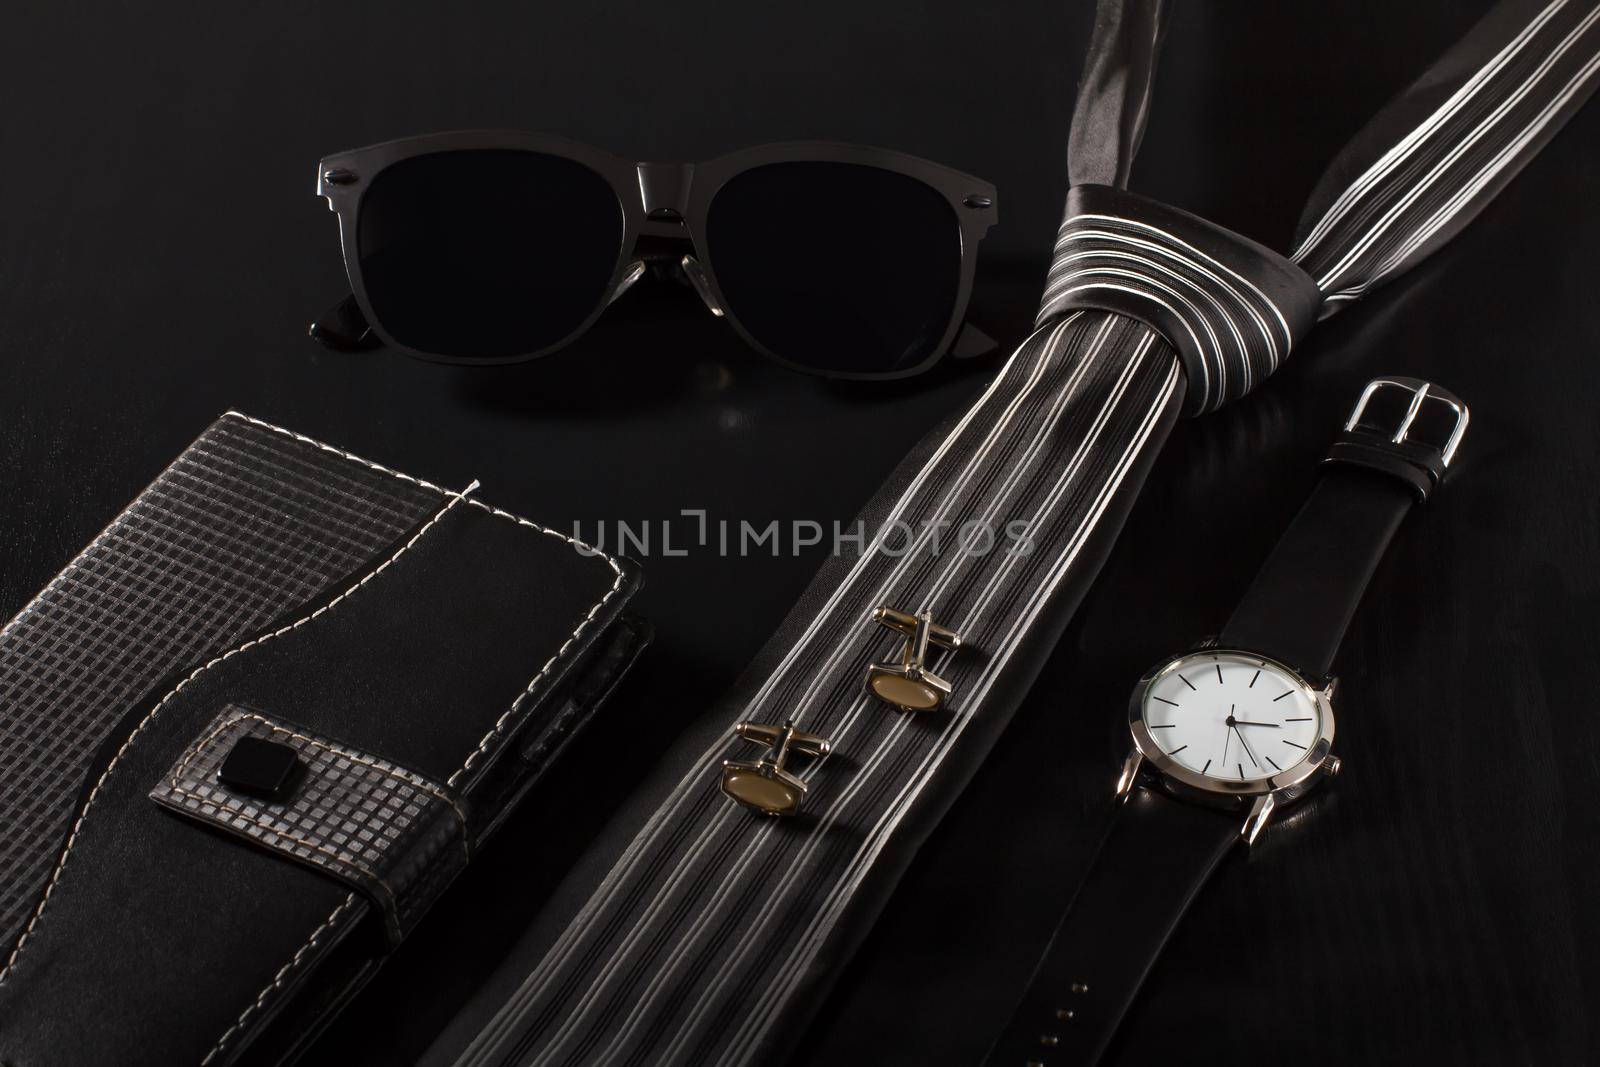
[{"xmin": 309, "ymin": 132, "xmax": 999, "ymax": 379}]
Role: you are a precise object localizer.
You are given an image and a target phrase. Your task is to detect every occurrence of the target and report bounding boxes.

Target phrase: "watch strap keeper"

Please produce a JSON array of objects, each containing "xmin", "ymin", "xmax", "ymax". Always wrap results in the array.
[{"xmin": 1218, "ymin": 377, "xmax": 1467, "ymax": 679}]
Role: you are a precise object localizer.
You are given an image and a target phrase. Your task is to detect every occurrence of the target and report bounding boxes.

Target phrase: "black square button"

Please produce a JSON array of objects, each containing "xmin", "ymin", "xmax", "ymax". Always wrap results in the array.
[{"xmin": 217, "ymin": 736, "xmax": 301, "ymax": 800}]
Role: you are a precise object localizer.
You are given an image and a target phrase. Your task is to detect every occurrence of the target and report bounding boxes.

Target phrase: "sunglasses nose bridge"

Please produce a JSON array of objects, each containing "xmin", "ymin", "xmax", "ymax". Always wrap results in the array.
[{"xmin": 635, "ymin": 161, "xmax": 695, "ymax": 223}]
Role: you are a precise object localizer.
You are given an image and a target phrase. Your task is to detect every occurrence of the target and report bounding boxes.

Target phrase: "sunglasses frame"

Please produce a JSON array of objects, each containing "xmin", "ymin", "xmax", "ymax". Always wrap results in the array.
[{"xmin": 315, "ymin": 130, "xmax": 999, "ymax": 379}]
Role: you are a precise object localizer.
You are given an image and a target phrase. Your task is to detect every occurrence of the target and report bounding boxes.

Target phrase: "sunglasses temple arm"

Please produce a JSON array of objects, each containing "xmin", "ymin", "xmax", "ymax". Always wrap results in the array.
[
  {"xmin": 949, "ymin": 319, "xmax": 999, "ymax": 361},
  {"xmin": 308, "ymin": 293, "xmax": 382, "ymax": 351}
]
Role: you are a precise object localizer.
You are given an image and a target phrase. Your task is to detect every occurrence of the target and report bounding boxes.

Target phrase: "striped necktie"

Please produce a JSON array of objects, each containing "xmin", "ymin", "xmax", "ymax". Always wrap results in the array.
[{"xmin": 455, "ymin": 3, "xmax": 1600, "ymax": 1064}]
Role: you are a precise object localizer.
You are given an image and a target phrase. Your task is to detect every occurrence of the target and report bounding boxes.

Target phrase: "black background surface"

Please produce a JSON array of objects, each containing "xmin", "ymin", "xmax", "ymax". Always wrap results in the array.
[{"xmin": 2, "ymin": 1, "xmax": 1596, "ymax": 1064}]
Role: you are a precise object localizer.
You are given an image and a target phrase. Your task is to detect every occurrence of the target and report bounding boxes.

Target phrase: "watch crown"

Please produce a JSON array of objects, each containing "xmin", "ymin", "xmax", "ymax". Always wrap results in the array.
[{"xmin": 1323, "ymin": 755, "xmax": 1343, "ymax": 778}]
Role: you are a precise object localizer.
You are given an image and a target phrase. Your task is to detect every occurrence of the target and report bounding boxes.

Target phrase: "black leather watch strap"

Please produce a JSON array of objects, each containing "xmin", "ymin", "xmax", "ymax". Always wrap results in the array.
[
  {"xmin": 984, "ymin": 785, "xmax": 1240, "ymax": 1067},
  {"xmin": 1218, "ymin": 465, "xmax": 1414, "ymax": 679},
  {"xmin": 1219, "ymin": 378, "xmax": 1467, "ymax": 679},
  {"xmin": 987, "ymin": 378, "xmax": 1469, "ymax": 1067}
]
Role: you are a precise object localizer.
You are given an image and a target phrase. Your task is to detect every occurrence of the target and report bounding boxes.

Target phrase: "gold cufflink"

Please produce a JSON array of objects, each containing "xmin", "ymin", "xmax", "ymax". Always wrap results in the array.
[
  {"xmin": 720, "ymin": 720, "xmax": 832, "ymax": 817},
  {"xmin": 865, "ymin": 606, "xmax": 963, "ymax": 712}
]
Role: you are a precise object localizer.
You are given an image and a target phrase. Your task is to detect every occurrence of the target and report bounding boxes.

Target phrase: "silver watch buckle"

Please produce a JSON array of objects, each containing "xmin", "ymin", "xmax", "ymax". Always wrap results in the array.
[{"xmin": 1344, "ymin": 376, "xmax": 1470, "ymax": 468}]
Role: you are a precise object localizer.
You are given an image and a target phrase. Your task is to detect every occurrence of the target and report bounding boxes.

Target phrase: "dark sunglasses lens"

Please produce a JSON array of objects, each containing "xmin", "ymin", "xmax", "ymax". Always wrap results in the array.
[
  {"xmin": 705, "ymin": 161, "xmax": 963, "ymax": 376},
  {"xmin": 356, "ymin": 149, "xmax": 623, "ymax": 360}
]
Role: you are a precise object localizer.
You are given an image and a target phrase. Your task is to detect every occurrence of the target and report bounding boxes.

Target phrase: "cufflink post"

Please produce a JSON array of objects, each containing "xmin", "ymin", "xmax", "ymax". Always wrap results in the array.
[
  {"xmin": 720, "ymin": 720, "xmax": 832, "ymax": 817},
  {"xmin": 865, "ymin": 606, "xmax": 963, "ymax": 712}
]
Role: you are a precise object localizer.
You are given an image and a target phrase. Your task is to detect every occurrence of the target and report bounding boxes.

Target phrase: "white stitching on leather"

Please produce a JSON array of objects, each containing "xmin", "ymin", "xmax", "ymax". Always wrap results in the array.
[
  {"xmin": 162, "ymin": 711, "xmax": 470, "ymax": 908},
  {"xmin": 198, "ymin": 893, "xmax": 362, "ymax": 1067},
  {"xmin": 445, "ymin": 502, "xmax": 627, "ymax": 790},
  {"xmin": 195, "ymin": 415, "xmax": 630, "ymax": 1064},
  {"xmin": 216, "ymin": 412, "xmax": 630, "ymax": 787},
  {"xmin": 0, "ymin": 485, "xmax": 475, "ymax": 989},
  {"xmin": 220, "ymin": 410, "xmax": 454, "ymax": 494},
  {"xmin": 169, "ymin": 772, "xmax": 404, "ymax": 920},
  {"xmin": 219, "ymin": 410, "xmax": 619, "ymax": 560},
  {"xmin": 0, "ymin": 412, "xmax": 633, "ymax": 1062},
  {"xmin": 168, "ymin": 710, "xmax": 471, "ymax": 854}
]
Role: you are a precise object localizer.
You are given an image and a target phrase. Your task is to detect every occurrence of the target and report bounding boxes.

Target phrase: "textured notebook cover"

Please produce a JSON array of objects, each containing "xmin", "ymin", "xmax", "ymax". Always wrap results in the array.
[
  {"xmin": 0, "ymin": 410, "xmax": 645, "ymax": 1067},
  {"xmin": 0, "ymin": 412, "xmax": 446, "ymax": 956}
]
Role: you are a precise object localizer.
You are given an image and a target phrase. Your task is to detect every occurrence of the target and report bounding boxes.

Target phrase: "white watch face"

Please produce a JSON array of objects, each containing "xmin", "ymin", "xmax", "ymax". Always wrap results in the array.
[{"xmin": 1138, "ymin": 651, "xmax": 1323, "ymax": 783}]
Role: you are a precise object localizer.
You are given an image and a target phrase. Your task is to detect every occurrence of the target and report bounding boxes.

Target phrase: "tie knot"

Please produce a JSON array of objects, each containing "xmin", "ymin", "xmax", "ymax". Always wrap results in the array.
[{"xmin": 1037, "ymin": 184, "xmax": 1323, "ymax": 415}]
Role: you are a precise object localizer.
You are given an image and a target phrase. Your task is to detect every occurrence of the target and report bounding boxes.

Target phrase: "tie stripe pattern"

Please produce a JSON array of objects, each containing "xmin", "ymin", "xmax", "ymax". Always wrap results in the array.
[
  {"xmin": 1036, "ymin": 185, "xmax": 1321, "ymax": 415},
  {"xmin": 1295, "ymin": 0, "xmax": 1600, "ymax": 311},
  {"xmin": 1040, "ymin": 215, "xmax": 1281, "ymax": 405},
  {"xmin": 1038, "ymin": 0, "xmax": 1600, "ymax": 410},
  {"xmin": 460, "ymin": 3, "xmax": 1599, "ymax": 1064},
  {"xmin": 459, "ymin": 314, "xmax": 1185, "ymax": 1067}
]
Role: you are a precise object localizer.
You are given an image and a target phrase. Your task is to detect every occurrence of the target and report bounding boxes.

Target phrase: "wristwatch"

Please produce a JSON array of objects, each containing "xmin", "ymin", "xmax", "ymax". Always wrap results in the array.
[{"xmin": 985, "ymin": 376, "xmax": 1470, "ymax": 1067}]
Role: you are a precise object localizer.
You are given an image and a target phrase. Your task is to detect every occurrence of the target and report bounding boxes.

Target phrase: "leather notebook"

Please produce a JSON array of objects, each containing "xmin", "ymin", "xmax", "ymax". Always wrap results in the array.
[{"xmin": 0, "ymin": 411, "xmax": 647, "ymax": 1066}]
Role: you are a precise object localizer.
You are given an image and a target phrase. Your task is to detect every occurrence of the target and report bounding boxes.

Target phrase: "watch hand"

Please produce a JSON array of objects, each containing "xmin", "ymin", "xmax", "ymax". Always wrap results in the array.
[
  {"xmin": 1232, "ymin": 724, "xmax": 1260, "ymax": 768},
  {"xmin": 1219, "ymin": 721, "xmax": 1232, "ymax": 769},
  {"xmin": 1231, "ymin": 720, "xmax": 1281, "ymax": 728}
]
